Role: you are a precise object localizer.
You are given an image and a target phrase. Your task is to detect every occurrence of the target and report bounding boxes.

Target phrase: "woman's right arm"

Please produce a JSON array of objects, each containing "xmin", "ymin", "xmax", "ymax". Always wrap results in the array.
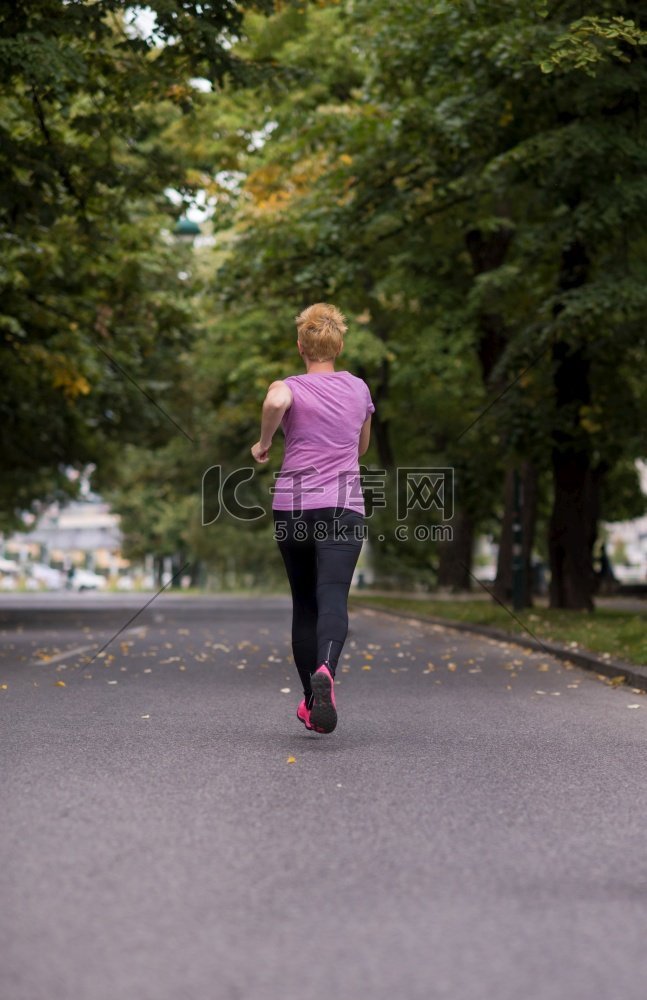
[{"xmin": 358, "ymin": 415, "xmax": 371, "ymax": 457}]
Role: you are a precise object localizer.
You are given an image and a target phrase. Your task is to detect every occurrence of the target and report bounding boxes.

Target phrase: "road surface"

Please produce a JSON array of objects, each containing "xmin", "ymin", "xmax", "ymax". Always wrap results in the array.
[{"xmin": 2, "ymin": 594, "xmax": 647, "ymax": 1000}]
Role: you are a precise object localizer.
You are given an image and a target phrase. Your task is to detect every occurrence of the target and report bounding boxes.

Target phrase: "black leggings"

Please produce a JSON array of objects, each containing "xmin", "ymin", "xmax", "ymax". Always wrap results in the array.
[{"xmin": 273, "ymin": 506, "xmax": 365, "ymax": 698}]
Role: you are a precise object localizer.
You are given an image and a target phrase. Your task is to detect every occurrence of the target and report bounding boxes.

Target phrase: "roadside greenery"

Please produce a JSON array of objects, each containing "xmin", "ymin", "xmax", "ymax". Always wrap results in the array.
[
  {"xmin": 3, "ymin": 1, "xmax": 646, "ymax": 610},
  {"xmin": 350, "ymin": 596, "xmax": 647, "ymax": 667}
]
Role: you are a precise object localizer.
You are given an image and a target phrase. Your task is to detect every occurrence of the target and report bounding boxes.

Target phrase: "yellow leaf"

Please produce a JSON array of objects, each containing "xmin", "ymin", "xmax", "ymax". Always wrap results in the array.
[
  {"xmin": 287, "ymin": 756, "xmax": 297, "ymax": 764},
  {"xmin": 362, "ymin": 665, "xmax": 372, "ymax": 671},
  {"xmin": 55, "ymin": 680, "xmax": 66, "ymax": 687}
]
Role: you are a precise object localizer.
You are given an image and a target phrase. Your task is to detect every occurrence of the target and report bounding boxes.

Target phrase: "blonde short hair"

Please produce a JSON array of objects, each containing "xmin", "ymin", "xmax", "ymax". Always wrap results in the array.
[{"xmin": 295, "ymin": 302, "xmax": 347, "ymax": 362}]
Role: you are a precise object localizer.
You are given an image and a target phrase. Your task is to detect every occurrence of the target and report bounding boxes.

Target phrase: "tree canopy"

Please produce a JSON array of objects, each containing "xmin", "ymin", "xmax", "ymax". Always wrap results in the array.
[{"xmin": 3, "ymin": 1, "xmax": 646, "ymax": 607}]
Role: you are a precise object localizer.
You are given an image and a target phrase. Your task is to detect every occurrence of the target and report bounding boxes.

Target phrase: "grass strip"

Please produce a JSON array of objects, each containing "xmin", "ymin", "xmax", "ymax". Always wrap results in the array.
[{"xmin": 350, "ymin": 596, "xmax": 646, "ymax": 667}]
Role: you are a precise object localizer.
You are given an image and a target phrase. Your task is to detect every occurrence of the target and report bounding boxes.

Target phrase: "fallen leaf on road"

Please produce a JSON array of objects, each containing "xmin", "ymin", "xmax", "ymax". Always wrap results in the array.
[
  {"xmin": 55, "ymin": 680, "xmax": 66, "ymax": 687},
  {"xmin": 362, "ymin": 665, "xmax": 372, "ymax": 671},
  {"xmin": 447, "ymin": 663, "xmax": 457, "ymax": 671},
  {"xmin": 287, "ymin": 756, "xmax": 296, "ymax": 764}
]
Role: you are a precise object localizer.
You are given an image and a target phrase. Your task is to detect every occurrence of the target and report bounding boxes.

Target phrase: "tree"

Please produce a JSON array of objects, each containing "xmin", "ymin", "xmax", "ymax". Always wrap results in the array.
[
  {"xmin": 93, "ymin": 0, "xmax": 647, "ymax": 599},
  {"xmin": 0, "ymin": 0, "xmax": 274, "ymax": 530}
]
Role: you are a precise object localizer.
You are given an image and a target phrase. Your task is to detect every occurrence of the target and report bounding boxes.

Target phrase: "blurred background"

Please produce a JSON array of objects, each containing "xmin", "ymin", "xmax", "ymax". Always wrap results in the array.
[{"xmin": 1, "ymin": 1, "xmax": 645, "ymax": 649}]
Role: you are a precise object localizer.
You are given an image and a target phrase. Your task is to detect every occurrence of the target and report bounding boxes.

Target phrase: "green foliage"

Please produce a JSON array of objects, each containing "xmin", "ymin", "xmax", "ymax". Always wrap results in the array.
[
  {"xmin": 0, "ymin": 0, "xmax": 274, "ymax": 530},
  {"xmin": 5, "ymin": 0, "xmax": 646, "ymax": 588}
]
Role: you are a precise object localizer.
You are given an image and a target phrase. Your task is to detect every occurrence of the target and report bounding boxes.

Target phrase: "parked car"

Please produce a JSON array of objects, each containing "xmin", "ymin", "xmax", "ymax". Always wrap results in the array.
[
  {"xmin": 29, "ymin": 564, "xmax": 64, "ymax": 590},
  {"xmin": 68, "ymin": 569, "xmax": 107, "ymax": 591}
]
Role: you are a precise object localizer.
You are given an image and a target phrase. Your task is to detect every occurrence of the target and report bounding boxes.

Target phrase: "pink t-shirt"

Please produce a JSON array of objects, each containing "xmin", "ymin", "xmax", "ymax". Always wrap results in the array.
[{"xmin": 271, "ymin": 370, "xmax": 375, "ymax": 514}]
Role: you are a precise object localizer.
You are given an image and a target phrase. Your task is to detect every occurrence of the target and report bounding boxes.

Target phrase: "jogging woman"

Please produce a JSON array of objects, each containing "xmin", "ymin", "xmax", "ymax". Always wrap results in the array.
[{"xmin": 251, "ymin": 303, "xmax": 375, "ymax": 734}]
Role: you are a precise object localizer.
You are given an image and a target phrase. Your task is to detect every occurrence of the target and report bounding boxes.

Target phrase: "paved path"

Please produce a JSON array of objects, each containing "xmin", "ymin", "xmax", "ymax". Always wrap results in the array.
[{"xmin": 2, "ymin": 594, "xmax": 647, "ymax": 1000}]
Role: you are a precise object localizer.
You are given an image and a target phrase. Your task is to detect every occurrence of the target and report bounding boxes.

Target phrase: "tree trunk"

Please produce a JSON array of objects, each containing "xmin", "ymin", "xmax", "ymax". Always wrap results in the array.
[
  {"xmin": 437, "ymin": 508, "xmax": 474, "ymax": 590},
  {"xmin": 465, "ymin": 222, "xmax": 514, "ymax": 385},
  {"xmin": 154, "ymin": 554, "xmax": 164, "ymax": 588},
  {"xmin": 428, "ymin": 222, "xmax": 515, "ymax": 593},
  {"xmin": 494, "ymin": 460, "xmax": 539, "ymax": 606},
  {"xmin": 548, "ymin": 235, "xmax": 596, "ymax": 610},
  {"xmin": 357, "ymin": 294, "xmax": 395, "ymax": 471},
  {"xmin": 548, "ymin": 454, "xmax": 597, "ymax": 610}
]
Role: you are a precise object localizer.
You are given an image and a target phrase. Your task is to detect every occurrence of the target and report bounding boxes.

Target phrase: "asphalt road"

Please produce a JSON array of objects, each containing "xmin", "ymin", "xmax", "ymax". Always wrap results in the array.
[{"xmin": 2, "ymin": 593, "xmax": 647, "ymax": 1000}]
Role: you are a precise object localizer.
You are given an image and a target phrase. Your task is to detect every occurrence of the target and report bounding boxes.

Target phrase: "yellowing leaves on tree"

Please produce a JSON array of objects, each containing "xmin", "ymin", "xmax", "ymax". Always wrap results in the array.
[
  {"xmin": 19, "ymin": 345, "xmax": 91, "ymax": 400},
  {"xmin": 244, "ymin": 153, "xmax": 328, "ymax": 216},
  {"xmin": 498, "ymin": 100, "xmax": 514, "ymax": 127}
]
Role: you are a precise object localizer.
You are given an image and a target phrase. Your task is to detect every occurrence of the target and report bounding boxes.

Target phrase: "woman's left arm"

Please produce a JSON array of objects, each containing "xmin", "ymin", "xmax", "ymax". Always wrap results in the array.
[{"xmin": 251, "ymin": 381, "xmax": 293, "ymax": 463}]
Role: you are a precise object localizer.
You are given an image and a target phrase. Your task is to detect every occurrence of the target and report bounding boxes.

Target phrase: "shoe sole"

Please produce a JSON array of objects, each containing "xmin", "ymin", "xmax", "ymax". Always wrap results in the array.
[{"xmin": 310, "ymin": 670, "xmax": 337, "ymax": 734}]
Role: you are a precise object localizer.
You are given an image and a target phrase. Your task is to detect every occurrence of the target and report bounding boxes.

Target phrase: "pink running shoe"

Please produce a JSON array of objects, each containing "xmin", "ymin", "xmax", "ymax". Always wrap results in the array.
[
  {"xmin": 296, "ymin": 698, "xmax": 313, "ymax": 731},
  {"xmin": 310, "ymin": 664, "xmax": 337, "ymax": 734}
]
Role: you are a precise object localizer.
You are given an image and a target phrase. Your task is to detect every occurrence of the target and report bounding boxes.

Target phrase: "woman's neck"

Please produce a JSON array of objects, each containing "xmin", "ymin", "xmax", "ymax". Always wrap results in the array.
[{"xmin": 303, "ymin": 358, "xmax": 336, "ymax": 374}]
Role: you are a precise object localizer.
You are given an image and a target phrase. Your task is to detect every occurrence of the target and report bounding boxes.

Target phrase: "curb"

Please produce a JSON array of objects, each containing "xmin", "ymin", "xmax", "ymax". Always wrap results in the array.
[{"xmin": 350, "ymin": 600, "xmax": 647, "ymax": 692}]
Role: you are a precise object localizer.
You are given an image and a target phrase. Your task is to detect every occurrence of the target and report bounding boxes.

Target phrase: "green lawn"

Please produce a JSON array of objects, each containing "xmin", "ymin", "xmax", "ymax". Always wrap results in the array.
[{"xmin": 349, "ymin": 596, "xmax": 647, "ymax": 667}]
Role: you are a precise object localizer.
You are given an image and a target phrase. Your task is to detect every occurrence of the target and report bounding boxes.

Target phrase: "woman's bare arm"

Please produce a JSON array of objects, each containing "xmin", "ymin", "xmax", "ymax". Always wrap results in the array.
[
  {"xmin": 251, "ymin": 380, "xmax": 293, "ymax": 463},
  {"xmin": 358, "ymin": 414, "xmax": 372, "ymax": 457}
]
